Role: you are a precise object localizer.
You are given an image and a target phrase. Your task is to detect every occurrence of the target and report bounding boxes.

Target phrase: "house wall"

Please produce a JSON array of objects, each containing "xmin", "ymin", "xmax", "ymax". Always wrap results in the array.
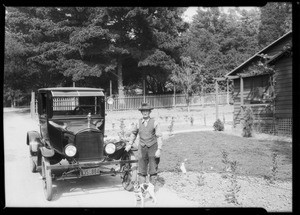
[
  {"xmin": 232, "ymin": 54, "xmax": 292, "ymax": 135},
  {"xmin": 230, "ymin": 33, "xmax": 292, "ymax": 135},
  {"xmin": 232, "ymin": 75, "xmax": 274, "ymax": 126},
  {"xmin": 273, "ymin": 55, "xmax": 293, "ymax": 119}
]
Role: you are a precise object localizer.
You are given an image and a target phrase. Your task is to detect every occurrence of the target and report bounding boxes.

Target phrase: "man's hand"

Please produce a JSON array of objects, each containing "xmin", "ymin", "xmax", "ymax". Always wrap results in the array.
[
  {"xmin": 155, "ymin": 149, "xmax": 161, "ymax": 158},
  {"xmin": 125, "ymin": 144, "xmax": 132, "ymax": 152}
]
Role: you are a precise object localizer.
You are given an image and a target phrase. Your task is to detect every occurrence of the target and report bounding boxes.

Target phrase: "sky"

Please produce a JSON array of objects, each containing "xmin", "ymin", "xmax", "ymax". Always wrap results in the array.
[{"xmin": 182, "ymin": 6, "xmax": 257, "ymax": 22}]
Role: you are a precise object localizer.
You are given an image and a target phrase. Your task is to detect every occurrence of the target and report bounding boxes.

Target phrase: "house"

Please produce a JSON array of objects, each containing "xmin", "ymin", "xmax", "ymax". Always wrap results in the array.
[{"xmin": 225, "ymin": 31, "xmax": 292, "ymax": 136}]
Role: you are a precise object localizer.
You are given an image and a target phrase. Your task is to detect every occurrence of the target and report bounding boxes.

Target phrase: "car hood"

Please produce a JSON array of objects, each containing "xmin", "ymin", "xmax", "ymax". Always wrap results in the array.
[{"xmin": 49, "ymin": 119, "xmax": 99, "ymax": 134}]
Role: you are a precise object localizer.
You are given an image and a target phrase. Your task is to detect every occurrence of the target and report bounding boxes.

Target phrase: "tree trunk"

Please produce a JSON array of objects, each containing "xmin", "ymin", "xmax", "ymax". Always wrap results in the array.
[
  {"xmin": 185, "ymin": 90, "xmax": 190, "ymax": 113},
  {"xmin": 13, "ymin": 98, "xmax": 16, "ymax": 108},
  {"xmin": 117, "ymin": 57, "xmax": 125, "ymax": 105},
  {"xmin": 11, "ymin": 99, "xmax": 14, "ymax": 108}
]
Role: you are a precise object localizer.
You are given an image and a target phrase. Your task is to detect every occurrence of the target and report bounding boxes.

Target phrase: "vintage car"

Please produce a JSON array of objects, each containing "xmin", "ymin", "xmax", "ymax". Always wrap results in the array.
[{"xmin": 26, "ymin": 87, "xmax": 137, "ymax": 201}]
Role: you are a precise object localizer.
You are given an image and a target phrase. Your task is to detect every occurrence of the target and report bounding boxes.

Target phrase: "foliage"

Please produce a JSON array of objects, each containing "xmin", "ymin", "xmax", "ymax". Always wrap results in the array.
[
  {"xmin": 238, "ymin": 60, "xmax": 276, "ymax": 78},
  {"xmin": 4, "ymin": 7, "xmax": 188, "ymax": 103},
  {"xmin": 182, "ymin": 7, "xmax": 261, "ymax": 92},
  {"xmin": 4, "ymin": 6, "xmax": 292, "ymax": 107},
  {"xmin": 258, "ymin": 2, "xmax": 292, "ymax": 48},
  {"xmin": 190, "ymin": 116, "xmax": 194, "ymax": 126},
  {"xmin": 171, "ymin": 56, "xmax": 203, "ymax": 112},
  {"xmin": 268, "ymin": 152, "xmax": 279, "ymax": 184},
  {"xmin": 213, "ymin": 119, "xmax": 224, "ymax": 131},
  {"xmin": 118, "ymin": 119, "xmax": 126, "ymax": 140},
  {"xmin": 221, "ymin": 150, "xmax": 241, "ymax": 205},
  {"xmin": 168, "ymin": 116, "xmax": 175, "ymax": 136},
  {"xmin": 242, "ymin": 106, "xmax": 254, "ymax": 137}
]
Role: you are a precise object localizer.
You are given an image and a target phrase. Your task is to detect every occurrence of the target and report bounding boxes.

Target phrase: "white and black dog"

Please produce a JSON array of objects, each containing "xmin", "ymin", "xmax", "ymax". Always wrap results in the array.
[{"xmin": 133, "ymin": 182, "xmax": 157, "ymax": 207}]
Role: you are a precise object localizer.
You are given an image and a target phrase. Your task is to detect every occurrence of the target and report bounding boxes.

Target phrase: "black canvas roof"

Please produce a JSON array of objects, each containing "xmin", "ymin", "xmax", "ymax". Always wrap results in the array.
[{"xmin": 38, "ymin": 87, "xmax": 104, "ymax": 97}]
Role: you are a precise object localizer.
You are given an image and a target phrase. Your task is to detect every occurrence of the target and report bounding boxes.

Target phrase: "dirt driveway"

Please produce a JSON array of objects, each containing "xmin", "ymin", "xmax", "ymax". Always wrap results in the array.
[{"xmin": 3, "ymin": 108, "xmax": 196, "ymax": 208}]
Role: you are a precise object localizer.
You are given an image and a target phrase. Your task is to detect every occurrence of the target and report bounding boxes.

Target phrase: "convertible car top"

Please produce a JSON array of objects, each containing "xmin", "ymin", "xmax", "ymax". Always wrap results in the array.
[{"xmin": 38, "ymin": 87, "xmax": 105, "ymax": 97}]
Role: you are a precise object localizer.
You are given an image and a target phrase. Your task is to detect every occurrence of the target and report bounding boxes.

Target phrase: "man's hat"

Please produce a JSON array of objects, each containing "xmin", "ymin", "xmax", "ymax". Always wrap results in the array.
[{"xmin": 138, "ymin": 102, "xmax": 154, "ymax": 111}]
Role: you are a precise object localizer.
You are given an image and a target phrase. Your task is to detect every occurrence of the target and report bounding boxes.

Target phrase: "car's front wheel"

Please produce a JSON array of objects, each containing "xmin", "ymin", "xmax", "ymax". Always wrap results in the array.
[
  {"xmin": 121, "ymin": 151, "xmax": 137, "ymax": 191},
  {"xmin": 42, "ymin": 156, "xmax": 53, "ymax": 201},
  {"xmin": 29, "ymin": 146, "xmax": 37, "ymax": 173}
]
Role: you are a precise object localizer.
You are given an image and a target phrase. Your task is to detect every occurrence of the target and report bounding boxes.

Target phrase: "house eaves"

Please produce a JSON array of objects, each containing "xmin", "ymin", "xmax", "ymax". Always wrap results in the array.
[
  {"xmin": 225, "ymin": 31, "xmax": 292, "ymax": 78},
  {"xmin": 266, "ymin": 47, "xmax": 292, "ymax": 65}
]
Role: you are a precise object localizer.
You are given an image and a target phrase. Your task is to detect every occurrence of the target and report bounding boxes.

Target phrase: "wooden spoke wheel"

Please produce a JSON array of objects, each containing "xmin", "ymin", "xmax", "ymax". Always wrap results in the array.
[
  {"xmin": 29, "ymin": 147, "xmax": 37, "ymax": 173},
  {"xmin": 42, "ymin": 156, "xmax": 53, "ymax": 201},
  {"xmin": 121, "ymin": 152, "xmax": 137, "ymax": 191}
]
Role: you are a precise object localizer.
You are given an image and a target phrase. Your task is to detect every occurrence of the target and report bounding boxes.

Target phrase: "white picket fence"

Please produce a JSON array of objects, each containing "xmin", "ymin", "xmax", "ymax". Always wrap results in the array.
[
  {"xmin": 31, "ymin": 92, "xmax": 229, "ymax": 116},
  {"xmin": 105, "ymin": 93, "xmax": 229, "ymax": 111}
]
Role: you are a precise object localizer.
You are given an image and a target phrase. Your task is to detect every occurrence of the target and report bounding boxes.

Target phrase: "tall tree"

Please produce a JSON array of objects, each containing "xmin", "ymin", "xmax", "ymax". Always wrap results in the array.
[
  {"xmin": 258, "ymin": 2, "xmax": 292, "ymax": 48},
  {"xmin": 171, "ymin": 56, "xmax": 203, "ymax": 112},
  {"xmin": 182, "ymin": 7, "xmax": 261, "ymax": 92}
]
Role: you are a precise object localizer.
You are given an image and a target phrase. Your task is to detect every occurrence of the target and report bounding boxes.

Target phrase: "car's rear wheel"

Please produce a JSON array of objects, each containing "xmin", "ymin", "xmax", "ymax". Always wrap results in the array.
[
  {"xmin": 121, "ymin": 152, "xmax": 137, "ymax": 191},
  {"xmin": 42, "ymin": 156, "xmax": 53, "ymax": 201}
]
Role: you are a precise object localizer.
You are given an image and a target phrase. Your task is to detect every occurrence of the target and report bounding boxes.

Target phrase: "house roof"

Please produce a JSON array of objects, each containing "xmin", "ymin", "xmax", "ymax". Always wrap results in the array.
[
  {"xmin": 266, "ymin": 46, "xmax": 292, "ymax": 65},
  {"xmin": 225, "ymin": 31, "xmax": 292, "ymax": 77}
]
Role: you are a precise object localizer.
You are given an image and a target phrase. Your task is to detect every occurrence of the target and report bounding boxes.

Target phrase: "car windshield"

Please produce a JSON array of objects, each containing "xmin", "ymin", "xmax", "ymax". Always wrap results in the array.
[{"xmin": 52, "ymin": 96, "xmax": 104, "ymax": 116}]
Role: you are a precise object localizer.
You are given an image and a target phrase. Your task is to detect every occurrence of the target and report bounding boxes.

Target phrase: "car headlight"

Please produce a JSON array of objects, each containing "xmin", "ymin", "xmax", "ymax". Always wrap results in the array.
[
  {"xmin": 65, "ymin": 144, "xmax": 77, "ymax": 157},
  {"xmin": 105, "ymin": 143, "xmax": 116, "ymax": 155}
]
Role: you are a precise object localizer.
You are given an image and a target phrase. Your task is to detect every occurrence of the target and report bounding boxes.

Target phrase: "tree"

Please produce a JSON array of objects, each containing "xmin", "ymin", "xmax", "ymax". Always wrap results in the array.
[
  {"xmin": 69, "ymin": 7, "xmax": 188, "ymax": 96},
  {"xmin": 171, "ymin": 56, "xmax": 202, "ymax": 112},
  {"xmin": 258, "ymin": 2, "xmax": 292, "ymax": 48},
  {"xmin": 182, "ymin": 7, "xmax": 261, "ymax": 93}
]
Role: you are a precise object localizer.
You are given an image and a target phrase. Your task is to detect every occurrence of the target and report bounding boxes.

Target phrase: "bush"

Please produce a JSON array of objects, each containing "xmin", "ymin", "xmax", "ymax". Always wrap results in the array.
[
  {"xmin": 242, "ymin": 107, "xmax": 254, "ymax": 137},
  {"xmin": 213, "ymin": 119, "xmax": 224, "ymax": 131}
]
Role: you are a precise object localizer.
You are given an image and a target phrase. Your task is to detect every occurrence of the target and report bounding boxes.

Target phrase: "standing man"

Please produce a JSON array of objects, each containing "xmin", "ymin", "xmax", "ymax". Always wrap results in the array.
[{"xmin": 125, "ymin": 102, "xmax": 163, "ymax": 187}]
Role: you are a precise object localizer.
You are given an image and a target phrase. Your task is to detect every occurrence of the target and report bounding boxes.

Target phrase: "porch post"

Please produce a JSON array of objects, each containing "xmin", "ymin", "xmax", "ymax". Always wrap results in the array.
[
  {"xmin": 240, "ymin": 76, "xmax": 244, "ymax": 106},
  {"xmin": 226, "ymin": 79, "xmax": 229, "ymax": 105},
  {"xmin": 173, "ymin": 84, "xmax": 176, "ymax": 108},
  {"xmin": 240, "ymin": 76, "xmax": 244, "ymax": 119},
  {"xmin": 215, "ymin": 79, "xmax": 219, "ymax": 120}
]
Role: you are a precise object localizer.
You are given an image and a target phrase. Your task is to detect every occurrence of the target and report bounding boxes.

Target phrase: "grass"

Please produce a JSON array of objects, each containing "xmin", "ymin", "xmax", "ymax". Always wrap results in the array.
[{"xmin": 159, "ymin": 131, "xmax": 292, "ymax": 181}]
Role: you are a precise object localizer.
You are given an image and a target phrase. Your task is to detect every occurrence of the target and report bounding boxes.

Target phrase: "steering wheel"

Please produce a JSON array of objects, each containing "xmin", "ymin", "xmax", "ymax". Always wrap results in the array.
[{"xmin": 73, "ymin": 106, "xmax": 88, "ymax": 115}]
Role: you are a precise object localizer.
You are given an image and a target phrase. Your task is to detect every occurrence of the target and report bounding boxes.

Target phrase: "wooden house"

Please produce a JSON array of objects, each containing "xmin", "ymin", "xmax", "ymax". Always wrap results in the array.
[{"xmin": 225, "ymin": 31, "xmax": 292, "ymax": 136}]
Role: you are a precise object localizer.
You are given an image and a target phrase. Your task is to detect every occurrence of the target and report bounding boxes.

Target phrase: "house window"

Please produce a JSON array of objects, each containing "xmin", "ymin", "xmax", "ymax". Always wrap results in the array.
[{"xmin": 250, "ymin": 75, "xmax": 272, "ymax": 104}]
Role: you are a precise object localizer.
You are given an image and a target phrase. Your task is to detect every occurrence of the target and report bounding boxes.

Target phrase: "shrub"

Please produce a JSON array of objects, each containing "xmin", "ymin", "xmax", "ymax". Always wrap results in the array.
[
  {"xmin": 190, "ymin": 116, "xmax": 194, "ymax": 126},
  {"xmin": 242, "ymin": 107, "xmax": 254, "ymax": 137},
  {"xmin": 213, "ymin": 119, "xmax": 224, "ymax": 131},
  {"xmin": 168, "ymin": 116, "xmax": 175, "ymax": 136}
]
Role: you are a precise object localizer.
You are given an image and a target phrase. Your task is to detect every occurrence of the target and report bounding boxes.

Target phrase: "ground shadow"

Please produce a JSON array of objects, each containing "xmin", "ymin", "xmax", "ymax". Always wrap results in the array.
[{"xmin": 50, "ymin": 174, "xmax": 125, "ymax": 201}]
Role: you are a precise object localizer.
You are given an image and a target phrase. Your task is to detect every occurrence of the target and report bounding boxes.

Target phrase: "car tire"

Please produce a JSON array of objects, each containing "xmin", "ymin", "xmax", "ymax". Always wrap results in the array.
[
  {"xmin": 42, "ymin": 156, "xmax": 53, "ymax": 201},
  {"xmin": 121, "ymin": 152, "xmax": 137, "ymax": 191},
  {"xmin": 30, "ymin": 156, "xmax": 37, "ymax": 173},
  {"xmin": 29, "ymin": 147, "xmax": 37, "ymax": 173}
]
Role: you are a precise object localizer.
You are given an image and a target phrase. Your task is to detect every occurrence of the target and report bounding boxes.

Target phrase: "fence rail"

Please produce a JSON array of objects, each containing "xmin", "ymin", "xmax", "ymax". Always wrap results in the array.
[
  {"xmin": 105, "ymin": 93, "xmax": 228, "ymax": 111},
  {"xmin": 31, "ymin": 92, "xmax": 229, "ymax": 115}
]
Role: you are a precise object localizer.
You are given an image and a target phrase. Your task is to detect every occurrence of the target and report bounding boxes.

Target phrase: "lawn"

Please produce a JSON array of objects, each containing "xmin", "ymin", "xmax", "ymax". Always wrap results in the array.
[
  {"xmin": 159, "ymin": 131, "xmax": 292, "ymax": 181},
  {"xmin": 104, "ymin": 105, "xmax": 292, "ymax": 182}
]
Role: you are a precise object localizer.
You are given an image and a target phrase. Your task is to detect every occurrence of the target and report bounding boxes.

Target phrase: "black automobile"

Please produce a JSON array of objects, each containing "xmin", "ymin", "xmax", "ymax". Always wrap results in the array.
[{"xmin": 26, "ymin": 87, "xmax": 137, "ymax": 201}]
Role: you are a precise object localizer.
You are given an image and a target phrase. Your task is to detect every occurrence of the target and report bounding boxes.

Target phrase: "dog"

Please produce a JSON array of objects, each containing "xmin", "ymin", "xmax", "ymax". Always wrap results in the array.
[{"xmin": 133, "ymin": 182, "xmax": 157, "ymax": 207}]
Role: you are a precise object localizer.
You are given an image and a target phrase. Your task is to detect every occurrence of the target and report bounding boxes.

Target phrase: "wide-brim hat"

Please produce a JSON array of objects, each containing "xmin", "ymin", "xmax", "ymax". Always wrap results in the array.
[{"xmin": 138, "ymin": 102, "xmax": 154, "ymax": 111}]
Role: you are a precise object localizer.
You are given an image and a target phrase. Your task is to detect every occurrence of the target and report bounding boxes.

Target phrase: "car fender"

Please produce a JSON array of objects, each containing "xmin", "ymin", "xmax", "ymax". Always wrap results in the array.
[
  {"xmin": 27, "ymin": 131, "xmax": 41, "ymax": 146},
  {"xmin": 27, "ymin": 131, "xmax": 42, "ymax": 155},
  {"xmin": 40, "ymin": 147, "xmax": 55, "ymax": 158}
]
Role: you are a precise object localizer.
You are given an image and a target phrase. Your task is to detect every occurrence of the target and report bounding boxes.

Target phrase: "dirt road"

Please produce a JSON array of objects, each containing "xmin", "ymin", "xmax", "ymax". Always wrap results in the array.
[{"xmin": 3, "ymin": 108, "xmax": 197, "ymax": 208}]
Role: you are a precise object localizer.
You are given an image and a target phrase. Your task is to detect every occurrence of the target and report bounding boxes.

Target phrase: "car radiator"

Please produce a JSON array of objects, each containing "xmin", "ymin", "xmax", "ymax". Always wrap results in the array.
[{"xmin": 75, "ymin": 130, "xmax": 104, "ymax": 161}]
